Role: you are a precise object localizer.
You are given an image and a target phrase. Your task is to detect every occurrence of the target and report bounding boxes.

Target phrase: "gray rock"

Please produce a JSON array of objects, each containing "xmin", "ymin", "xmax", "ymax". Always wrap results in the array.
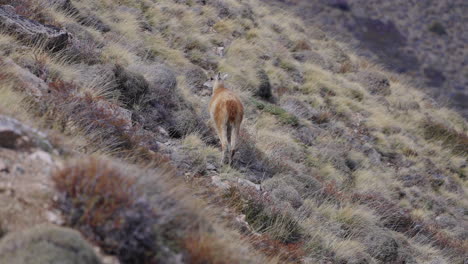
[
  {"xmin": 206, "ymin": 163, "xmax": 216, "ymax": 171},
  {"xmin": 0, "ymin": 5, "xmax": 70, "ymax": 51},
  {"xmin": 0, "ymin": 115, "xmax": 51, "ymax": 150},
  {"xmin": 1, "ymin": 58, "xmax": 48, "ymax": 97},
  {"xmin": 28, "ymin": 150, "xmax": 53, "ymax": 165},
  {"xmin": 0, "ymin": 224, "xmax": 102, "ymax": 264},
  {"xmin": 237, "ymin": 178, "xmax": 261, "ymax": 191},
  {"xmin": 0, "ymin": 119, "xmax": 24, "ymax": 149}
]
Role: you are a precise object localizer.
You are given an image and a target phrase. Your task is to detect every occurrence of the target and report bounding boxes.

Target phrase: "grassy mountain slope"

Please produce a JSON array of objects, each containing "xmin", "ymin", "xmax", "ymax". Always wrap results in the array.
[
  {"xmin": 0, "ymin": 0, "xmax": 467, "ymax": 263},
  {"xmin": 265, "ymin": 0, "xmax": 468, "ymax": 118}
]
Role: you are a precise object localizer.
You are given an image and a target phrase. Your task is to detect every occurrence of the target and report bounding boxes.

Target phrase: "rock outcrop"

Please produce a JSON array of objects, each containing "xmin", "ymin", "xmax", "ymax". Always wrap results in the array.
[
  {"xmin": 0, "ymin": 115, "xmax": 52, "ymax": 150},
  {"xmin": 0, "ymin": 5, "xmax": 70, "ymax": 51}
]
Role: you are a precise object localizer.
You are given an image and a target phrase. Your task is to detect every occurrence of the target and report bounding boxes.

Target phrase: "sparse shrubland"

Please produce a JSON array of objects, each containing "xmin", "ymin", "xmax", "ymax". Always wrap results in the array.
[{"xmin": 0, "ymin": 0, "xmax": 466, "ymax": 263}]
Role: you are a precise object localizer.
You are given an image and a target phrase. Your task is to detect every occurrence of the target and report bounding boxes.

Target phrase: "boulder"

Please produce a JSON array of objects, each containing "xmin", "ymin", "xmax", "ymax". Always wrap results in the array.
[
  {"xmin": 0, "ymin": 115, "xmax": 51, "ymax": 150},
  {"xmin": 0, "ymin": 224, "xmax": 101, "ymax": 264},
  {"xmin": 0, "ymin": 5, "xmax": 70, "ymax": 51},
  {"xmin": 1, "ymin": 58, "xmax": 48, "ymax": 97}
]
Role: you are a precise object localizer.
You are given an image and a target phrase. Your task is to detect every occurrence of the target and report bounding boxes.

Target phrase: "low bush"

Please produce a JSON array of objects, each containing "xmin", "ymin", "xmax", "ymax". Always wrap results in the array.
[{"xmin": 52, "ymin": 158, "xmax": 158, "ymax": 264}]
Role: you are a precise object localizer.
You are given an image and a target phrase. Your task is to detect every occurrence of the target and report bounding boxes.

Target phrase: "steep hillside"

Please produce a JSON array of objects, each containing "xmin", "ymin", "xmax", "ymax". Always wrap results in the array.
[
  {"xmin": 265, "ymin": 0, "xmax": 468, "ymax": 117},
  {"xmin": 0, "ymin": 0, "xmax": 467, "ymax": 263}
]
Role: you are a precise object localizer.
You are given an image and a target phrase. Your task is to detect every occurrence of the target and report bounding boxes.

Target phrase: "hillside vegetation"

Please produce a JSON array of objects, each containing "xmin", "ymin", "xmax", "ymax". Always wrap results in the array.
[
  {"xmin": 266, "ymin": 0, "xmax": 468, "ymax": 117},
  {"xmin": 0, "ymin": 0, "xmax": 466, "ymax": 263}
]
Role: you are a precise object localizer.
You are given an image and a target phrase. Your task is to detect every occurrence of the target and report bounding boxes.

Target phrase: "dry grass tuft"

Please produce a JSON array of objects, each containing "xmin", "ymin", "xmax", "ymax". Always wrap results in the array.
[
  {"xmin": 183, "ymin": 233, "xmax": 238, "ymax": 264},
  {"xmin": 226, "ymin": 186, "xmax": 303, "ymax": 244},
  {"xmin": 249, "ymin": 234, "xmax": 305, "ymax": 263},
  {"xmin": 421, "ymin": 119, "xmax": 468, "ymax": 156},
  {"xmin": 52, "ymin": 157, "xmax": 158, "ymax": 263}
]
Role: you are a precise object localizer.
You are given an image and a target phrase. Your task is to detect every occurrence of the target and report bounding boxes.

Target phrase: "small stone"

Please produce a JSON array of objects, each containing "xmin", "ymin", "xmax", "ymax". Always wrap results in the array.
[
  {"xmin": 237, "ymin": 178, "xmax": 261, "ymax": 191},
  {"xmin": 215, "ymin": 46, "xmax": 225, "ymax": 57},
  {"xmin": 157, "ymin": 126, "xmax": 169, "ymax": 137},
  {"xmin": 45, "ymin": 210, "xmax": 64, "ymax": 225},
  {"xmin": 206, "ymin": 163, "xmax": 216, "ymax": 171},
  {"xmin": 29, "ymin": 150, "xmax": 53, "ymax": 165},
  {"xmin": 211, "ymin": 176, "xmax": 230, "ymax": 190}
]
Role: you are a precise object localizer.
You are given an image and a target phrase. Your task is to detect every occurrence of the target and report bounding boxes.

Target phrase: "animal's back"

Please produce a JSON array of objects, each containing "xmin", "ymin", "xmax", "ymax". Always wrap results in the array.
[{"xmin": 210, "ymin": 88, "xmax": 243, "ymax": 124}]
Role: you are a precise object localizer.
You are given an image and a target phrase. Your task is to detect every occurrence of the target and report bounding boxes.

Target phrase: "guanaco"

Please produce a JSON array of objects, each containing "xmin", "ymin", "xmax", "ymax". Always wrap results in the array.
[{"xmin": 206, "ymin": 73, "xmax": 244, "ymax": 165}]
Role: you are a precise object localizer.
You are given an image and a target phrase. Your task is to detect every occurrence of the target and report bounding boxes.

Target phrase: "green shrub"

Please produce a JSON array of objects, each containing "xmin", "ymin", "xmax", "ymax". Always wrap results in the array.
[{"xmin": 252, "ymin": 99, "xmax": 299, "ymax": 126}]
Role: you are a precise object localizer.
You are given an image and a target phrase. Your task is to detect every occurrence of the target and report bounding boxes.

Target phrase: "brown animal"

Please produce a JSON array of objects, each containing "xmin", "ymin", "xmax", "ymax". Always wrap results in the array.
[{"xmin": 206, "ymin": 73, "xmax": 244, "ymax": 165}]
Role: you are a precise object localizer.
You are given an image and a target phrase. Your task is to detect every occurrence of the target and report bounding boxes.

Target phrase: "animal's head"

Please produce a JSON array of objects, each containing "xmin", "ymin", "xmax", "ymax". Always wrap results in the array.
[{"xmin": 204, "ymin": 72, "xmax": 229, "ymax": 93}]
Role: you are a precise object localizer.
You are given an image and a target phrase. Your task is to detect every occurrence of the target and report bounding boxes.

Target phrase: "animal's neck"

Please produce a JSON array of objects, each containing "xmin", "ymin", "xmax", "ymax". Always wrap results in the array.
[{"xmin": 213, "ymin": 82, "xmax": 226, "ymax": 94}]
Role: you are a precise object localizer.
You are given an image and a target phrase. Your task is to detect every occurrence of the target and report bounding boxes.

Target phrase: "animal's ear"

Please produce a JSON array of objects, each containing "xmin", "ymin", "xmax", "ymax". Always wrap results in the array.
[
  {"xmin": 216, "ymin": 72, "xmax": 222, "ymax": 80},
  {"xmin": 222, "ymin": 73, "xmax": 229, "ymax": 80}
]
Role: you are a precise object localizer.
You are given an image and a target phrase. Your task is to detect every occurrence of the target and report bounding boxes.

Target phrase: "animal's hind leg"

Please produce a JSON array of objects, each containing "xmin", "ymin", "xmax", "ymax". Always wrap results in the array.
[
  {"xmin": 219, "ymin": 123, "xmax": 230, "ymax": 164},
  {"xmin": 229, "ymin": 124, "xmax": 240, "ymax": 165}
]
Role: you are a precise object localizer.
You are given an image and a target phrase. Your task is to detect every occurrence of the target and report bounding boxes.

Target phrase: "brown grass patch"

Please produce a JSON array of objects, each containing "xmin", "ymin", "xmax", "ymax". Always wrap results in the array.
[
  {"xmin": 421, "ymin": 119, "xmax": 468, "ymax": 156},
  {"xmin": 52, "ymin": 157, "xmax": 158, "ymax": 263}
]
